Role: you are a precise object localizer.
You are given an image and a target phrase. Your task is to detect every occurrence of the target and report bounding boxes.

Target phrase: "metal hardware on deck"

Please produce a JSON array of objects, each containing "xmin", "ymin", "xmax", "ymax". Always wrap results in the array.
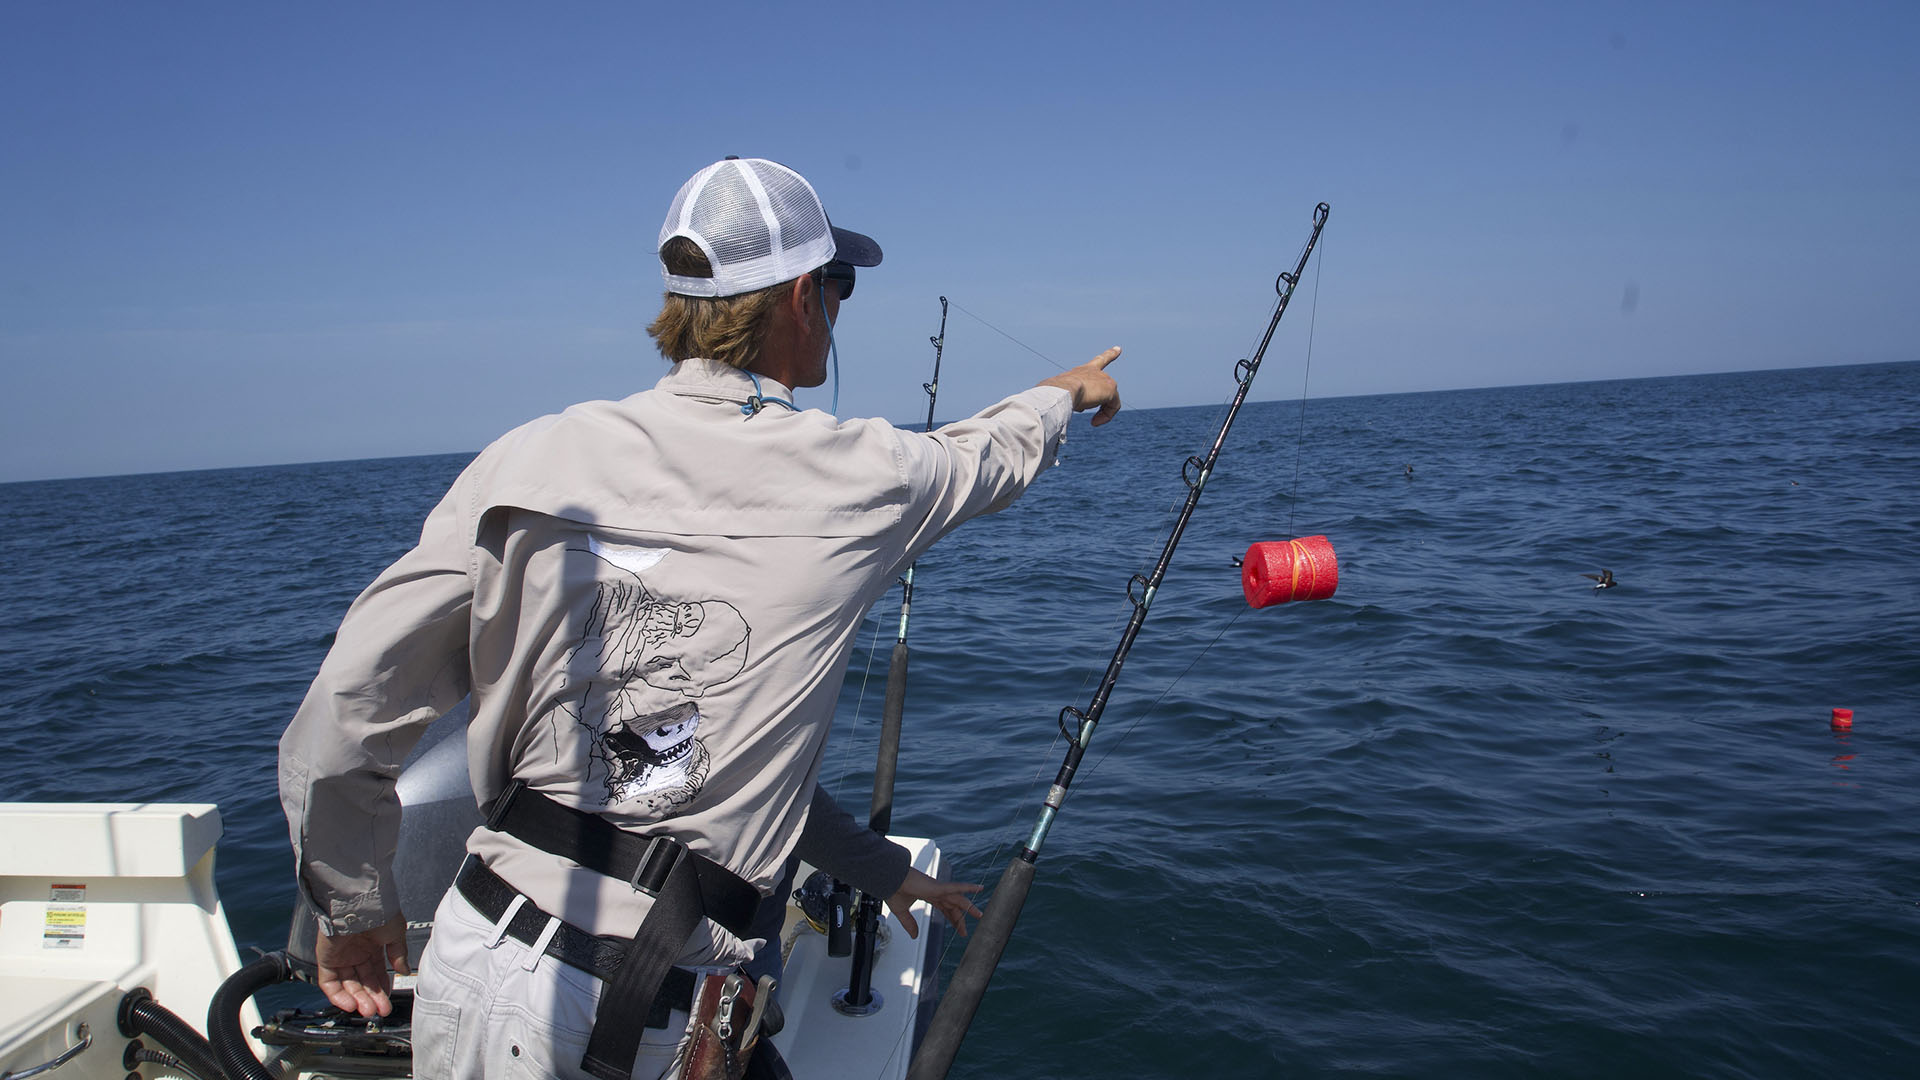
[
  {"xmin": 2, "ymin": 1023, "xmax": 91, "ymax": 1080},
  {"xmin": 832, "ymin": 975, "xmax": 886, "ymax": 1017},
  {"xmin": 838, "ymin": 888, "xmax": 884, "ymax": 1014}
]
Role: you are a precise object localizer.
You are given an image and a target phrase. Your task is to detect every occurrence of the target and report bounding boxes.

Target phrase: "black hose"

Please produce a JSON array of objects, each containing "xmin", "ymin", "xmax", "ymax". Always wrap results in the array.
[
  {"xmin": 206, "ymin": 951, "xmax": 298, "ymax": 1080},
  {"xmin": 131, "ymin": 1047, "xmax": 191, "ymax": 1072},
  {"xmin": 117, "ymin": 987, "xmax": 228, "ymax": 1080}
]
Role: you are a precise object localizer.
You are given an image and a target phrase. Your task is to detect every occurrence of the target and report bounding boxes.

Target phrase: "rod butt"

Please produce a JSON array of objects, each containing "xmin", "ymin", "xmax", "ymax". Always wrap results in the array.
[{"xmin": 906, "ymin": 854, "xmax": 1036, "ymax": 1080}]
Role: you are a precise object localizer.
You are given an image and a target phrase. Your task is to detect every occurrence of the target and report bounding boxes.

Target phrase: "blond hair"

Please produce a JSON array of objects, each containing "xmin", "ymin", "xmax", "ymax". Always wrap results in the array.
[{"xmin": 646, "ymin": 237, "xmax": 790, "ymax": 370}]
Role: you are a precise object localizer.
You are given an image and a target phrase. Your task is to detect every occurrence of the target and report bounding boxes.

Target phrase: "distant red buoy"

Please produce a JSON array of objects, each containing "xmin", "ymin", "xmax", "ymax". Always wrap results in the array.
[
  {"xmin": 1831, "ymin": 708, "xmax": 1854, "ymax": 732},
  {"xmin": 1243, "ymin": 535, "xmax": 1339, "ymax": 608}
]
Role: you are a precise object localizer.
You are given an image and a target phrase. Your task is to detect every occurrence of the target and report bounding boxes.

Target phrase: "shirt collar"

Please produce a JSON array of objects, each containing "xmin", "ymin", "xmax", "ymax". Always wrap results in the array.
[{"xmin": 656, "ymin": 358, "xmax": 795, "ymax": 407}]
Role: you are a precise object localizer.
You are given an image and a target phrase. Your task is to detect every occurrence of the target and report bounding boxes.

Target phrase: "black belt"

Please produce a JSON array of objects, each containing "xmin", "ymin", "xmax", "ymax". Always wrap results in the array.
[
  {"xmin": 454, "ymin": 857, "xmax": 695, "ymax": 1029},
  {"xmin": 483, "ymin": 781, "xmax": 762, "ymax": 1080}
]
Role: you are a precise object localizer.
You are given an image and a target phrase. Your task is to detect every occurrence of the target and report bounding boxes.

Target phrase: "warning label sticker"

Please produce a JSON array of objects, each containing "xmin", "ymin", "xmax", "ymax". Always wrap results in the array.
[{"xmin": 45, "ymin": 883, "xmax": 86, "ymax": 949}]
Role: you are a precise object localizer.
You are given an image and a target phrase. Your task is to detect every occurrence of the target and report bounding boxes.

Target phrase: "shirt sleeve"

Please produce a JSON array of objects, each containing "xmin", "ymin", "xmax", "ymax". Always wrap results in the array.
[
  {"xmin": 278, "ymin": 475, "xmax": 476, "ymax": 935},
  {"xmin": 793, "ymin": 785, "xmax": 911, "ymax": 899},
  {"xmin": 892, "ymin": 384, "xmax": 1074, "ymax": 567}
]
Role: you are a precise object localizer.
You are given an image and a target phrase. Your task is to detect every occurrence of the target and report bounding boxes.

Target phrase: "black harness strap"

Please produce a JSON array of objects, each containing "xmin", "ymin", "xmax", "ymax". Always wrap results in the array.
[
  {"xmin": 487, "ymin": 781, "xmax": 759, "ymax": 934},
  {"xmin": 484, "ymin": 782, "xmax": 762, "ymax": 1080},
  {"xmin": 579, "ymin": 847, "xmax": 702, "ymax": 1080},
  {"xmin": 455, "ymin": 858, "xmax": 696, "ymax": 1028}
]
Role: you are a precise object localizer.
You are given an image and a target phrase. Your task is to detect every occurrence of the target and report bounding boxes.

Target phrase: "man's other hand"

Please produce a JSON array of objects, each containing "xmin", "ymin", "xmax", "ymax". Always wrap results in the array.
[
  {"xmin": 314, "ymin": 912, "xmax": 411, "ymax": 1017},
  {"xmin": 886, "ymin": 868, "xmax": 985, "ymax": 939}
]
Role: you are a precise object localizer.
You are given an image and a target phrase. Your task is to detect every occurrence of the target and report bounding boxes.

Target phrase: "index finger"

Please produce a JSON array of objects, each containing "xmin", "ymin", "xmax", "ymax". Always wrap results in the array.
[{"xmin": 1085, "ymin": 346, "xmax": 1122, "ymax": 370}]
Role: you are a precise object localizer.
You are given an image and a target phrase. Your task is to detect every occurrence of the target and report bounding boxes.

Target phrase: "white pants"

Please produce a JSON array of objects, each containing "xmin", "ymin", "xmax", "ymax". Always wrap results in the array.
[{"xmin": 412, "ymin": 885, "xmax": 704, "ymax": 1080}]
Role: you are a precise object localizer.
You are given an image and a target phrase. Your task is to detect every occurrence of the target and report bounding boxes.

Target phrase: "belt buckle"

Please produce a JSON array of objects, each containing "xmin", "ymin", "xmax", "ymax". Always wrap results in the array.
[{"xmin": 629, "ymin": 834, "xmax": 682, "ymax": 896}]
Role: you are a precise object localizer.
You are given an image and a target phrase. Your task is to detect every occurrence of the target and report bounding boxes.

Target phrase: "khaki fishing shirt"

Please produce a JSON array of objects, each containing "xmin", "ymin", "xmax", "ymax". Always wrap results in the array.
[{"xmin": 279, "ymin": 358, "xmax": 1072, "ymax": 966}]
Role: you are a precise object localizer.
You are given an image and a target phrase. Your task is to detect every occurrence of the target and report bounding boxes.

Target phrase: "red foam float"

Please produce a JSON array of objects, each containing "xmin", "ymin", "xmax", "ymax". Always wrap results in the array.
[
  {"xmin": 1831, "ymin": 708, "xmax": 1853, "ymax": 732},
  {"xmin": 1243, "ymin": 535, "xmax": 1339, "ymax": 608}
]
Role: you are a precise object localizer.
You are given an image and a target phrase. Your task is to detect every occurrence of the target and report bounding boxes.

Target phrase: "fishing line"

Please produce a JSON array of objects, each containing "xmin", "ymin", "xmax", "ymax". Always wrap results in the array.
[
  {"xmin": 828, "ymin": 600, "xmax": 892, "ymax": 806},
  {"xmin": 1081, "ymin": 604, "xmax": 1251, "ymax": 779},
  {"xmin": 1082, "ymin": 262, "xmax": 1317, "ymax": 749},
  {"xmin": 937, "ymin": 269, "xmax": 1291, "ymax": 883},
  {"xmin": 865, "ymin": 690, "xmax": 1071, "ymax": 1080},
  {"xmin": 962, "ymin": 594, "xmax": 1123, "ymax": 881},
  {"xmin": 854, "ymin": 648, "xmax": 1081, "ymax": 1078},
  {"xmin": 1086, "ymin": 240, "xmax": 1329, "ymax": 774},
  {"xmin": 874, "ymin": 699, "xmax": 1057, "ymax": 1080},
  {"xmin": 1287, "ymin": 233, "xmax": 1326, "ymax": 538},
  {"xmin": 912, "ymin": 414, "xmax": 1235, "ymax": 1027},
  {"xmin": 946, "ymin": 299, "xmax": 1070, "ymax": 371},
  {"xmin": 898, "ymin": 738, "xmax": 1059, "ymax": 1068},
  {"xmin": 906, "ymin": 596, "xmax": 1247, "ymax": 1080}
]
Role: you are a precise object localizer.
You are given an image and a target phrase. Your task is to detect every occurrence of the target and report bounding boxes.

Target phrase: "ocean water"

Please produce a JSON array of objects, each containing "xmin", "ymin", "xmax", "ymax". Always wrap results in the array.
[{"xmin": 3, "ymin": 361, "xmax": 1917, "ymax": 1079}]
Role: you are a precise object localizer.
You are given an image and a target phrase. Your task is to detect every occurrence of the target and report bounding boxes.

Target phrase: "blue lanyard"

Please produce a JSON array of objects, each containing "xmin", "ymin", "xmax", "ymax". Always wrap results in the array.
[{"xmin": 741, "ymin": 371, "xmax": 795, "ymax": 417}]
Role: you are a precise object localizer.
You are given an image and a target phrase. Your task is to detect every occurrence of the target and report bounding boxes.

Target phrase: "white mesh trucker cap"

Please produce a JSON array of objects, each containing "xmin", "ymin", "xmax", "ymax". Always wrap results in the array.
[{"xmin": 658, "ymin": 157, "xmax": 882, "ymax": 298}]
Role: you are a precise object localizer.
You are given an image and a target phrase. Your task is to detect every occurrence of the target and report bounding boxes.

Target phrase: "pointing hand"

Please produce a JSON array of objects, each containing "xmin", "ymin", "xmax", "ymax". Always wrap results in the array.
[{"xmin": 1039, "ymin": 346, "xmax": 1123, "ymax": 427}]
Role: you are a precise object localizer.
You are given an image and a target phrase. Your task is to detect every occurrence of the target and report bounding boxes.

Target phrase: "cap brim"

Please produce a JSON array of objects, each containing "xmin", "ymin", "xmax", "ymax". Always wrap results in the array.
[{"xmin": 830, "ymin": 226, "xmax": 882, "ymax": 267}]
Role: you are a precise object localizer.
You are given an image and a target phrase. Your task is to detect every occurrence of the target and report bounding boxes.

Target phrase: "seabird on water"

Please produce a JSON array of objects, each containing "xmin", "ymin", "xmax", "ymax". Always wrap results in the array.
[{"xmin": 1582, "ymin": 569, "xmax": 1618, "ymax": 590}]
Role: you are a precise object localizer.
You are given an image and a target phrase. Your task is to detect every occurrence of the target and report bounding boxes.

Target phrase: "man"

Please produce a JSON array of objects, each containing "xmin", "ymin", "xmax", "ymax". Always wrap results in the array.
[{"xmin": 279, "ymin": 156, "xmax": 1121, "ymax": 1080}]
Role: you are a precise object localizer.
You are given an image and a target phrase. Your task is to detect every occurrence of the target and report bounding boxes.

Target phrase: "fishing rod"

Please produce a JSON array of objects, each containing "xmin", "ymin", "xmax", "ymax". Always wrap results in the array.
[
  {"xmin": 906, "ymin": 204, "xmax": 1330, "ymax": 1080},
  {"xmin": 871, "ymin": 296, "xmax": 947, "ymax": 836},
  {"xmin": 837, "ymin": 297, "xmax": 950, "ymax": 1014}
]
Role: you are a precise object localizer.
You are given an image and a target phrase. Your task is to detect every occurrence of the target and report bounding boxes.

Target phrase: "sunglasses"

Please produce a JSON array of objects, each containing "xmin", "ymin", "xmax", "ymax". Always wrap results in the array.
[{"xmin": 816, "ymin": 260, "xmax": 856, "ymax": 301}]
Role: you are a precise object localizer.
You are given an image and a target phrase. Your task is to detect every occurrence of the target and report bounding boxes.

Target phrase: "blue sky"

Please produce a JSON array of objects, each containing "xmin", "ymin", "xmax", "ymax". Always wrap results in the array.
[{"xmin": 3, "ymin": 1, "xmax": 1915, "ymax": 482}]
